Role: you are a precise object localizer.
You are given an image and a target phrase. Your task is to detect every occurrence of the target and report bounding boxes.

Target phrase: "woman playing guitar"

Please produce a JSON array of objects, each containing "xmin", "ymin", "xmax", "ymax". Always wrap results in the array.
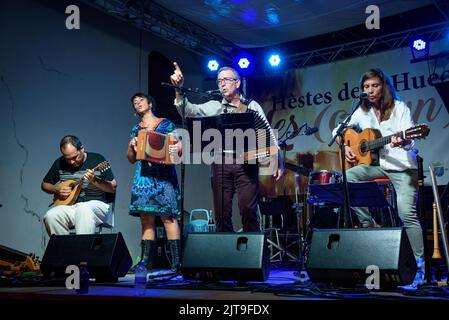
[{"xmin": 334, "ymin": 68, "xmax": 428, "ymax": 289}]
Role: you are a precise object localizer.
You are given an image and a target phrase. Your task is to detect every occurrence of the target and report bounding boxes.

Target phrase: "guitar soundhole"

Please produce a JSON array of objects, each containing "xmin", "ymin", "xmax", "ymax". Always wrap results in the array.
[{"xmin": 360, "ymin": 141, "xmax": 367, "ymax": 154}]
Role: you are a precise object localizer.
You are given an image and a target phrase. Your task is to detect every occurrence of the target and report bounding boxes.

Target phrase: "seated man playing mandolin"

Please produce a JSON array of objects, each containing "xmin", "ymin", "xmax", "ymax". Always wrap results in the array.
[{"xmin": 42, "ymin": 135, "xmax": 117, "ymax": 235}]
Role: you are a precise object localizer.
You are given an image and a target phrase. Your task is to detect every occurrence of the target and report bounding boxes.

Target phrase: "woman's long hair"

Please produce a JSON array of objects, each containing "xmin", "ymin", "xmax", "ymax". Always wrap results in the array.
[{"xmin": 360, "ymin": 68, "xmax": 398, "ymax": 121}]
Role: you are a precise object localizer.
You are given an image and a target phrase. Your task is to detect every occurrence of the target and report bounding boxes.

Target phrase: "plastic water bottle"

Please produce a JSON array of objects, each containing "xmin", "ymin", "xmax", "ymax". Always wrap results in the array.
[
  {"xmin": 76, "ymin": 261, "xmax": 89, "ymax": 294},
  {"xmin": 134, "ymin": 261, "xmax": 147, "ymax": 296}
]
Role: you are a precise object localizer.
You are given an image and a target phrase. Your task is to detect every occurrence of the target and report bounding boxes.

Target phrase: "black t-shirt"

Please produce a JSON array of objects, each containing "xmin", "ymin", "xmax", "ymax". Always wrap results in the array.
[{"xmin": 43, "ymin": 152, "xmax": 115, "ymax": 203}]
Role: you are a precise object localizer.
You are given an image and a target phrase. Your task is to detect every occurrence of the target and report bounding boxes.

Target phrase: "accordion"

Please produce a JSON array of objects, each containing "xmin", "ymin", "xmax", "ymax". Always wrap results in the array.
[
  {"xmin": 136, "ymin": 129, "xmax": 177, "ymax": 164},
  {"xmin": 186, "ymin": 109, "xmax": 278, "ymax": 162},
  {"xmin": 243, "ymin": 109, "xmax": 278, "ymax": 161}
]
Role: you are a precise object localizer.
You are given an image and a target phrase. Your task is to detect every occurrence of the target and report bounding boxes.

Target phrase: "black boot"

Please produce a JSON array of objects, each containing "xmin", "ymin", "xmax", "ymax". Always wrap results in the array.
[
  {"xmin": 141, "ymin": 239, "xmax": 155, "ymax": 272},
  {"xmin": 166, "ymin": 239, "xmax": 181, "ymax": 274}
]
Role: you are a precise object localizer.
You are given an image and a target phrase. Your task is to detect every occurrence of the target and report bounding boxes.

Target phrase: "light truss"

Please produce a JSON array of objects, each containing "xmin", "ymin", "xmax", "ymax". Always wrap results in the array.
[
  {"xmin": 287, "ymin": 22, "xmax": 449, "ymax": 68},
  {"xmin": 79, "ymin": 0, "xmax": 238, "ymax": 62},
  {"xmin": 79, "ymin": 1, "xmax": 448, "ymax": 70}
]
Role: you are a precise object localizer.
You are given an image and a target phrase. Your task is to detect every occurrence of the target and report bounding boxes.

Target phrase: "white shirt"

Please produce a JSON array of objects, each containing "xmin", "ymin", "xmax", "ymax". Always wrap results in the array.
[
  {"xmin": 174, "ymin": 95, "xmax": 279, "ymax": 147},
  {"xmin": 333, "ymin": 100, "xmax": 417, "ymax": 171},
  {"xmin": 174, "ymin": 95, "xmax": 267, "ymax": 119}
]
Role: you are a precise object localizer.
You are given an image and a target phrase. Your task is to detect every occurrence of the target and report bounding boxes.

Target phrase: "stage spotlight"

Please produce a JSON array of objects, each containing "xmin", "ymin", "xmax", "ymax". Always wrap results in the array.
[
  {"xmin": 413, "ymin": 39, "xmax": 427, "ymax": 51},
  {"xmin": 207, "ymin": 60, "xmax": 219, "ymax": 71},
  {"xmin": 237, "ymin": 57, "xmax": 250, "ymax": 69},
  {"xmin": 268, "ymin": 54, "xmax": 281, "ymax": 67},
  {"xmin": 410, "ymin": 37, "xmax": 429, "ymax": 62}
]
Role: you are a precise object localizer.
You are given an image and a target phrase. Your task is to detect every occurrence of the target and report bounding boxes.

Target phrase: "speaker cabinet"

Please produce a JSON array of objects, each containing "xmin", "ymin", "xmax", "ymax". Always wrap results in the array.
[
  {"xmin": 181, "ymin": 232, "xmax": 270, "ymax": 282},
  {"xmin": 306, "ymin": 228, "xmax": 417, "ymax": 287},
  {"xmin": 41, "ymin": 232, "xmax": 132, "ymax": 281}
]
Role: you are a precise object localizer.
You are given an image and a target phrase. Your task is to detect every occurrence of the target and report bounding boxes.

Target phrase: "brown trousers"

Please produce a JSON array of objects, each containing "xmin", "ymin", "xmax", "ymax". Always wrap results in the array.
[{"xmin": 212, "ymin": 163, "xmax": 260, "ymax": 232}]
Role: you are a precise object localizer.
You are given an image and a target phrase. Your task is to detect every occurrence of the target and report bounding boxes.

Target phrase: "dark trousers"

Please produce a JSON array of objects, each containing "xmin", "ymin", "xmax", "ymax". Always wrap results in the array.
[{"xmin": 212, "ymin": 163, "xmax": 260, "ymax": 232}]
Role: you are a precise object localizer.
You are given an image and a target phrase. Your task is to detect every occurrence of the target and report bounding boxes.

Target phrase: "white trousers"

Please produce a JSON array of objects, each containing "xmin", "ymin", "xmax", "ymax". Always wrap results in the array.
[{"xmin": 44, "ymin": 200, "xmax": 111, "ymax": 235}]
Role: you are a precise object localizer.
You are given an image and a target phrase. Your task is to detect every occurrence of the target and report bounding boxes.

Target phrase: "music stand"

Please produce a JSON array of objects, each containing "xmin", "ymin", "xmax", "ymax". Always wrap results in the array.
[
  {"xmin": 186, "ymin": 113, "xmax": 255, "ymax": 155},
  {"xmin": 308, "ymin": 182, "xmax": 390, "ymax": 208},
  {"xmin": 258, "ymin": 196, "xmax": 297, "ymax": 261}
]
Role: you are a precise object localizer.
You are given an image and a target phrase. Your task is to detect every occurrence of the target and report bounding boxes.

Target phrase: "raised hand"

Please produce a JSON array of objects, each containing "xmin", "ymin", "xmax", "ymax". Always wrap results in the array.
[{"xmin": 170, "ymin": 62, "xmax": 184, "ymax": 89}]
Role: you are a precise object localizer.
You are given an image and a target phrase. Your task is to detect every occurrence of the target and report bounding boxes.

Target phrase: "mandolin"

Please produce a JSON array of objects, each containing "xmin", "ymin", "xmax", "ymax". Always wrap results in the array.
[{"xmin": 52, "ymin": 160, "xmax": 110, "ymax": 206}]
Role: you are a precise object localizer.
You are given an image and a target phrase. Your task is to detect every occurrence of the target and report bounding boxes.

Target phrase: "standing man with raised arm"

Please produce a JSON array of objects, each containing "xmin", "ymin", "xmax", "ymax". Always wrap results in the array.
[{"xmin": 170, "ymin": 62, "xmax": 284, "ymax": 232}]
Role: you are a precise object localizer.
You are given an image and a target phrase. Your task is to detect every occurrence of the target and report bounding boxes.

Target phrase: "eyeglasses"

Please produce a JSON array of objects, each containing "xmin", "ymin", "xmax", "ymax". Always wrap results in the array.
[{"xmin": 216, "ymin": 77, "xmax": 237, "ymax": 85}]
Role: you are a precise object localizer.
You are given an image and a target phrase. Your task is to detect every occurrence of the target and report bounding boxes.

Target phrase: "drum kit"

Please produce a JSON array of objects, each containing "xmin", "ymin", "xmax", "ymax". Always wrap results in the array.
[{"xmin": 259, "ymin": 151, "xmax": 343, "ymax": 266}]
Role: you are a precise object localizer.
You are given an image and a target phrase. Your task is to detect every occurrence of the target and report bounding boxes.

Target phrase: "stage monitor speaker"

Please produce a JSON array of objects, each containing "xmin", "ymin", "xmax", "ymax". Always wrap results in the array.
[
  {"xmin": 181, "ymin": 232, "xmax": 270, "ymax": 282},
  {"xmin": 41, "ymin": 232, "xmax": 132, "ymax": 281},
  {"xmin": 306, "ymin": 228, "xmax": 417, "ymax": 287}
]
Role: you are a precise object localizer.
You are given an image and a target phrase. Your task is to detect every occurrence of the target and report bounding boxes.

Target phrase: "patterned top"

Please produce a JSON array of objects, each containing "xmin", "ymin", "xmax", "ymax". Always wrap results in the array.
[{"xmin": 129, "ymin": 118, "xmax": 180, "ymax": 218}]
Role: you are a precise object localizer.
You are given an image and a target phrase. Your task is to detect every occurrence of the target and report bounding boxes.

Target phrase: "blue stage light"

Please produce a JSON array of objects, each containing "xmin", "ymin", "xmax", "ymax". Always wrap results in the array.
[
  {"xmin": 268, "ymin": 54, "xmax": 281, "ymax": 67},
  {"xmin": 207, "ymin": 60, "xmax": 219, "ymax": 71},
  {"xmin": 413, "ymin": 39, "xmax": 427, "ymax": 51},
  {"xmin": 410, "ymin": 37, "xmax": 430, "ymax": 62},
  {"xmin": 237, "ymin": 58, "xmax": 250, "ymax": 69}
]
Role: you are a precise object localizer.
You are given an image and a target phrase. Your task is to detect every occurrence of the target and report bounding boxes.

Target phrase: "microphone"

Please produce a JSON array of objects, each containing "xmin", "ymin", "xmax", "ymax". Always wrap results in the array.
[
  {"xmin": 296, "ymin": 123, "xmax": 319, "ymax": 135},
  {"xmin": 357, "ymin": 92, "xmax": 369, "ymax": 105},
  {"xmin": 360, "ymin": 92, "xmax": 369, "ymax": 99},
  {"xmin": 304, "ymin": 125, "xmax": 319, "ymax": 135},
  {"xmin": 206, "ymin": 88, "xmax": 223, "ymax": 95},
  {"xmin": 278, "ymin": 140, "xmax": 287, "ymax": 148}
]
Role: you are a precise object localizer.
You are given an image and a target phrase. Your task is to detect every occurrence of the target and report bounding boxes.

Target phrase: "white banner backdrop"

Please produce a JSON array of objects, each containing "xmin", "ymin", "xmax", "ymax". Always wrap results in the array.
[{"xmin": 253, "ymin": 39, "xmax": 449, "ymax": 191}]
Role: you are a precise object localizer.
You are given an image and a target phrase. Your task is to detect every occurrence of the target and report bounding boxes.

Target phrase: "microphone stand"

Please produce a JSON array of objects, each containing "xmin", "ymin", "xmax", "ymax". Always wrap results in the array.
[
  {"xmin": 160, "ymin": 82, "xmax": 214, "ymax": 272},
  {"xmin": 328, "ymin": 98, "xmax": 364, "ymax": 228},
  {"xmin": 416, "ymin": 154, "xmax": 432, "ymax": 284},
  {"xmin": 279, "ymin": 126, "xmax": 309, "ymax": 279}
]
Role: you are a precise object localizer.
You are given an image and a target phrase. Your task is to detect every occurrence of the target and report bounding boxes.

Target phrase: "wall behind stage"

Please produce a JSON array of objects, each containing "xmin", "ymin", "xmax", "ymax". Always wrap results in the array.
[
  {"xmin": 0, "ymin": 0, "xmax": 212, "ymax": 259},
  {"xmin": 248, "ymin": 39, "xmax": 449, "ymax": 197}
]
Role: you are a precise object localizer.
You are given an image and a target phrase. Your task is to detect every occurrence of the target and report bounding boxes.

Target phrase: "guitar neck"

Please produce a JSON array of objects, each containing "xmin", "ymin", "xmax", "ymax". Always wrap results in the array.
[{"xmin": 366, "ymin": 132, "xmax": 401, "ymax": 151}]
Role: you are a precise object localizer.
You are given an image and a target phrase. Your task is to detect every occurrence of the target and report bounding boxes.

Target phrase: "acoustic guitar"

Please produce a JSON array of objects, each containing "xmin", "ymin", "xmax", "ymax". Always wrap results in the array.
[
  {"xmin": 52, "ymin": 160, "xmax": 110, "ymax": 206},
  {"xmin": 339, "ymin": 124, "xmax": 430, "ymax": 169},
  {"xmin": 0, "ymin": 254, "xmax": 41, "ymax": 273},
  {"xmin": 0, "ymin": 244, "xmax": 40, "ymax": 273}
]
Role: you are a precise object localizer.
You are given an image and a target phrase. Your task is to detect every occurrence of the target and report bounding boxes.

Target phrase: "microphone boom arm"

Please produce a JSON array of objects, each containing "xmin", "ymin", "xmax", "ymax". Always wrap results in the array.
[{"xmin": 161, "ymin": 82, "xmax": 212, "ymax": 98}]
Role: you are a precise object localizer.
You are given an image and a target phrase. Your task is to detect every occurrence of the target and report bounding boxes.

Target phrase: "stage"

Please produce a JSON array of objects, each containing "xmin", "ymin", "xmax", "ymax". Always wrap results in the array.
[{"xmin": 1, "ymin": 264, "xmax": 448, "ymax": 316}]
